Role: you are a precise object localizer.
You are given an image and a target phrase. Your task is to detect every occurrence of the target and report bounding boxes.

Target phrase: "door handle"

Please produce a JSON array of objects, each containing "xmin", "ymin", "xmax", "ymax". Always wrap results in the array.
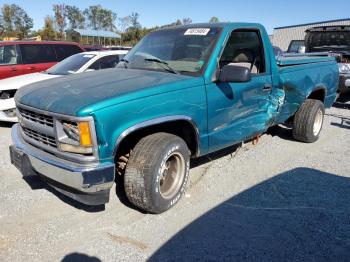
[
  {"xmin": 27, "ymin": 67, "xmax": 36, "ymax": 70},
  {"xmin": 11, "ymin": 67, "xmax": 17, "ymax": 72},
  {"xmin": 263, "ymin": 84, "xmax": 272, "ymax": 91}
]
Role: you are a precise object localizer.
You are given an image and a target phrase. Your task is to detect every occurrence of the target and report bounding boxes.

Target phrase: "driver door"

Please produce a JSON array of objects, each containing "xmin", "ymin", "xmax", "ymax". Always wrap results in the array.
[{"xmin": 206, "ymin": 29, "xmax": 273, "ymax": 152}]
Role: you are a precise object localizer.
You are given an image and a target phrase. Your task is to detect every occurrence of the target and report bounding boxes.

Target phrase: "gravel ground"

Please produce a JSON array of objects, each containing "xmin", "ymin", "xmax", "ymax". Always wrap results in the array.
[{"xmin": 0, "ymin": 98, "xmax": 349, "ymax": 262}]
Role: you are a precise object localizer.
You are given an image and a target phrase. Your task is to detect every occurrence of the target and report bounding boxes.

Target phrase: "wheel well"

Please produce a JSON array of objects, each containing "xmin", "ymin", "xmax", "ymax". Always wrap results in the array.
[
  {"xmin": 115, "ymin": 120, "xmax": 199, "ymax": 159},
  {"xmin": 308, "ymin": 89, "xmax": 325, "ymax": 102}
]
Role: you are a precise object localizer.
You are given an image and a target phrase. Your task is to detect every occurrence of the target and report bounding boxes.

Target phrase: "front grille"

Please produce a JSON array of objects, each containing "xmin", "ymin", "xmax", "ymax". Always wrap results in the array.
[
  {"xmin": 22, "ymin": 127, "xmax": 57, "ymax": 148},
  {"xmin": 17, "ymin": 105, "xmax": 57, "ymax": 150},
  {"xmin": 18, "ymin": 107, "xmax": 54, "ymax": 127}
]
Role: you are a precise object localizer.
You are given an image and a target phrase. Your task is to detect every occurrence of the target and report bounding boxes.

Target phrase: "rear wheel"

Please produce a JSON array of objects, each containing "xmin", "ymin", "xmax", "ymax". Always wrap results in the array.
[
  {"xmin": 124, "ymin": 133, "xmax": 190, "ymax": 213},
  {"xmin": 292, "ymin": 99, "xmax": 325, "ymax": 143}
]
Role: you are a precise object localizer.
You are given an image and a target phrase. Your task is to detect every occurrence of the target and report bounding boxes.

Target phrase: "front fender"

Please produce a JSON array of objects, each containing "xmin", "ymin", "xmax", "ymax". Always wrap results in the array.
[{"xmin": 91, "ymin": 86, "xmax": 208, "ymax": 162}]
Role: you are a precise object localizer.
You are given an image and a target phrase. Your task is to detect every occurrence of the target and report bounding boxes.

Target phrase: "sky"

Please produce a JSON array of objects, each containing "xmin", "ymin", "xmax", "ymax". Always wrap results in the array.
[{"xmin": 1, "ymin": 0, "xmax": 350, "ymax": 34}]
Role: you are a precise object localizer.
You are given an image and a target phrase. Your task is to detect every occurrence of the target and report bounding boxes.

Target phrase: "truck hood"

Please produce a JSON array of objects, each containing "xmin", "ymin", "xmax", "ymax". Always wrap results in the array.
[
  {"xmin": 15, "ymin": 68, "xmax": 202, "ymax": 116},
  {"xmin": 0, "ymin": 72, "xmax": 59, "ymax": 91}
]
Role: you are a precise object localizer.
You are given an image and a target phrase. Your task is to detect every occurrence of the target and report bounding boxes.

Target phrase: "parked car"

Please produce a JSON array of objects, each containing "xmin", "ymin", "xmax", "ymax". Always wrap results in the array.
[
  {"xmin": 287, "ymin": 40, "xmax": 305, "ymax": 53},
  {"xmin": 305, "ymin": 26, "xmax": 350, "ymax": 94},
  {"xmin": 0, "ymin": 50, "xmax": 128, "ymax": 122},
  {"xmin": 0, "ymin": 41, "xmax": 85, "ymax": 80},
  {"xmin": 10, "ymin": 23, "xmax": 338, "ymax": 213}
]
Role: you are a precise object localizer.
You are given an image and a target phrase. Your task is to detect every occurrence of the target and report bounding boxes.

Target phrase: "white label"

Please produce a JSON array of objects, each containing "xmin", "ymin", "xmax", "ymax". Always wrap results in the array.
[{"xmin": 184, "ymin": 28, "xmax": 210, "ymax": 36}]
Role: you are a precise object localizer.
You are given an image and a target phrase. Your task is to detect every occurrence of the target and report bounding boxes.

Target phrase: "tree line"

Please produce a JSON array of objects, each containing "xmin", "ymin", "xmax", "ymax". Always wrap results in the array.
[{"xmin": 0, "ymin": 3, "xmax": 220, "ymax": 45}]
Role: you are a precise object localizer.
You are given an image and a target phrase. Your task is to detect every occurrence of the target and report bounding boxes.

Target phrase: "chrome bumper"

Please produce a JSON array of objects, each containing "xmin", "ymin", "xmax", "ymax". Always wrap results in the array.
[{"xmin": 10, "ymin": 124, "xmax": 115, "ymax": 205}]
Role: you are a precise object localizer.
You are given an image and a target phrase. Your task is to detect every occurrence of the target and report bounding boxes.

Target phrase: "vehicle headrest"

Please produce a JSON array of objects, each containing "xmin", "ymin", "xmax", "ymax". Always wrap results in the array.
[{"xmin": 232, "ymin": 49, "xmax": 254, "ymax": 63}]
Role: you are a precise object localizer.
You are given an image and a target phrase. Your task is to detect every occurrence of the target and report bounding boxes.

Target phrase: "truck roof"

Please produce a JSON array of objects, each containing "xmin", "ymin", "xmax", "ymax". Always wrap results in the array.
[{"xmin": 156, "ymin": 22, "xmax": 265, "ymax": 31}]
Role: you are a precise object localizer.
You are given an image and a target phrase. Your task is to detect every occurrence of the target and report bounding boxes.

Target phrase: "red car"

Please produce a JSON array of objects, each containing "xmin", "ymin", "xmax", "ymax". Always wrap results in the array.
[{"xmin": 0, "ymin": 41, "xmax": 85, "ymax": 80}]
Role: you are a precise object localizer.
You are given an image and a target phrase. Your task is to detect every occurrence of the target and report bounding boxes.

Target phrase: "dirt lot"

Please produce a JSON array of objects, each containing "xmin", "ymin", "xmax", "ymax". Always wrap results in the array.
[{"xmin": 0, "ymin": 98, "xmax": 350, "ymax": 262}]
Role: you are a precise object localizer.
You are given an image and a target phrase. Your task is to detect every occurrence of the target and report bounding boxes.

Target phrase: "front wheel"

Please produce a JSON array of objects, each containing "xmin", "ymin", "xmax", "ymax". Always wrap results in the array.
[
  {"xmin": 124, "ymin": 133, "xmax": 190, "ymax": 214},
  {"xmin": 292, "ymin": 99, "xmax": 325, "ymax": 143}
]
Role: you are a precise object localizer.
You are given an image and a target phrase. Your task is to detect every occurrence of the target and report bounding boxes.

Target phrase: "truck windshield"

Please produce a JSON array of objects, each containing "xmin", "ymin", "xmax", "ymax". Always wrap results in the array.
[
  {"xmin": 306, "ymin": 31, "xmax": 350, "ymax": 52},
  {"xmin": 45, "ymin": 53, "xmax": 96, "ymax": 75},
  {"xmin": 119, "ymin": 27, "xmax": 222, "ymax": 76}
]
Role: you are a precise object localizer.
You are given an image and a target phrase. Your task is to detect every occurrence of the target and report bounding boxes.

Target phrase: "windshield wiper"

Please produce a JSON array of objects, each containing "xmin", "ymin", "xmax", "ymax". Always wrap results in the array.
[{"xmin": 144, "ymin": 58, "xmax": 179, "ymax": 74}]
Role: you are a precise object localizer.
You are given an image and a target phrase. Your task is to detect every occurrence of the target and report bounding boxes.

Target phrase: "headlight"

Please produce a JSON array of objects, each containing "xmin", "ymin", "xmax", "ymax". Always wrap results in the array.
[
  {"xmin": 339, "ymin": 63, "xmax": 350, "ymax": 74},
  {"xmin": 56, "ymin": 120, "xmax": 94, "ymax": 154}
]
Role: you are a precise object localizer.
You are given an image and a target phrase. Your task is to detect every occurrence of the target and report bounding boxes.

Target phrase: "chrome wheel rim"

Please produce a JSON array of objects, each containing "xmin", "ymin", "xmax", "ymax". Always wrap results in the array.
[
  {"xmin": 159, "ymin": 152, "xmax": 185, "ymax": 199},
  {"xmin": 313, "ymin": 109, "xmax": 323, "ymax": 136}
]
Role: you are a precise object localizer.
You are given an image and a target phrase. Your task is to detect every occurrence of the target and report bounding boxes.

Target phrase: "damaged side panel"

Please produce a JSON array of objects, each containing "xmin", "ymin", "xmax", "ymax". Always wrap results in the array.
[
  {"xmin": 206, "ymin": 73, "xmax": 285, "ymax": 153},
  {"xmin": 274, "ymin": 62, "xmax": 338, "ymax": 124}
]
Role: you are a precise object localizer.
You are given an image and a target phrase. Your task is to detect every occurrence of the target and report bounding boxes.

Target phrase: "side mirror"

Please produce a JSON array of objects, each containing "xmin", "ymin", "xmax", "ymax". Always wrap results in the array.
[{"xmin": 219, "ymin": 64, "xmax": 252, "ymax": 83}]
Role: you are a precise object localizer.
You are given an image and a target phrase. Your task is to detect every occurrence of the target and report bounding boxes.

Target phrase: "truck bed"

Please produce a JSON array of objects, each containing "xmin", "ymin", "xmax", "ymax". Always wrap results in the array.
[
  {"xmin": 273, "ymin": 54, "xmax": 339, "ymax": 125},
  {"xmin": 277, "ymin": 53, "xmax": 335, "ymax": 66}
]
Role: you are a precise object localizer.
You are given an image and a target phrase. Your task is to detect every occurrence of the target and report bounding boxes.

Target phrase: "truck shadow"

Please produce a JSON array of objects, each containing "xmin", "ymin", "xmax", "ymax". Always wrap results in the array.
[
  {"xmin": 23, "ymin": 176, "xmax": 105, "ymax": 213},
  {"xmin": 150, "ymin": 168, "xmax": 350, "ymax": 262},
  {"xmin": 61, "ymin": 253, "xmax": 101, "ymax": 262},
  {"xmin": 266, "ymin": 125, "xmax": 296, "ymax": 142}
]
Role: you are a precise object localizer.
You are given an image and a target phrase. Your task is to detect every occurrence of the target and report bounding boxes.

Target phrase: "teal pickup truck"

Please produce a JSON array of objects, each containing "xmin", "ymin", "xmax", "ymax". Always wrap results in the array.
[{"xmin": 10, "ymin": 23, "xmax": 338, "ymax": 213}]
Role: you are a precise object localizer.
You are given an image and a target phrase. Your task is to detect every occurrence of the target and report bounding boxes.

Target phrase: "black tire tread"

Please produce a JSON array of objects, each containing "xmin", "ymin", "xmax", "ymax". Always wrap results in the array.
[
  {"xmin": 124, "ymin": 132, "xmax": 189, "ymax": 213},
  {"xmin": 292, "ymin": 99, "xmax": 324, "ymax": 143}
]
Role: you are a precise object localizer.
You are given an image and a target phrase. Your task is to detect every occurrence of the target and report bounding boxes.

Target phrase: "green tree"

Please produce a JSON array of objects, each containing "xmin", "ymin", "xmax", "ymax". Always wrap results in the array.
[
  {"xmin": 38, "ymin": 16, "xmax": 57, "ymax": 40},
  {"xmin": 209, "ymin": 17, "xmax": 219, "ymax": 23},
  {"xmin": 98, "ymin": 8, "xmax": 117, "ymax": 31},
  {"xmin": 175, "ymin": 19, "xmax": 182, "ymax": 26},
  {"xmin": 129, "ymin": 12, "xmax": 141, "ymax": 29},
  {"xmin": 118, "ymin": 16, "xmax": 131, "ymax": 33},
  {"xmin": 84, "ymin": 5, "xmax": 101, "ymax": 30},
  {"xmin": 182, "ymin": 18, "xmax": 192, "ymax": 25},
  {"xmin": 84, "ymin": 5, "xmax": 117, "ymax": 31},
  {"xmin": 65, "ymin": 5, "xmax": 85, "ymax": 29},
  {"xmin": 53, "ymin": 4, "xmax": 66, "ymax": 39},
  {"xmin": 0, "ymin": 4, "xmax": 33, "ymax": 39}
]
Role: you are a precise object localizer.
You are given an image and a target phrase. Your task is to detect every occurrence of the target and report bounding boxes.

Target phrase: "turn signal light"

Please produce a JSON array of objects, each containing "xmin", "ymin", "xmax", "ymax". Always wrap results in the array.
[{"xmin": 78, "ymin": 122, "xmax": 92, "ymax": 147}]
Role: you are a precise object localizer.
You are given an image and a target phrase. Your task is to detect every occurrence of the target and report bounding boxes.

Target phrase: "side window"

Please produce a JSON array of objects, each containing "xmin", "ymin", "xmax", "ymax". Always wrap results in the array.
[
  {"xmin": 88, "ymin": 55, "xmax": 120, "ymax": 71},
  {"xmin": 55, "ymin": 45, "xmax": 83, "ymax": 61},
  {"xmin": 88, "ymin": 60, "xmax": 100, "ymax": 71},
  {"xmin": 0, "ymin": 45, "xmax": 18, "ymax": 65},
  {"xmin": 219, "ymin": 30, "xmax": 266, "ymax": 74},
  {"xmin": 20, "ymin": 44, "xmax": 56, "ymax": 64},
  {"xmin": 100, "ymin": 55, "xmax": 120, "ymax": 69}
]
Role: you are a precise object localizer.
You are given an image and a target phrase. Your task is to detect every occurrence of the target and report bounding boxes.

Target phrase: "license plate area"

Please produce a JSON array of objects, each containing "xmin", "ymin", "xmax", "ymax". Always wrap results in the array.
[
  {"xmin": 9, "ymin": 145, "xmax": 23, "ymax": 170},
  {"xmin": 9, "ymin": 146, "xmax": 37, "ymax": 177}
]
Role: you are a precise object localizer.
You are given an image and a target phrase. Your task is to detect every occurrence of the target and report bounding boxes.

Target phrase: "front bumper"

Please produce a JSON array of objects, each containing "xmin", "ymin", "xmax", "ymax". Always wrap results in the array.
[
  {"xmin": 10, "ymin": 124, "xmax": 115, "ymax": 205},
  {"xmin": 339, "ymin": 74, "xmax": 350, "ymax": 94}
]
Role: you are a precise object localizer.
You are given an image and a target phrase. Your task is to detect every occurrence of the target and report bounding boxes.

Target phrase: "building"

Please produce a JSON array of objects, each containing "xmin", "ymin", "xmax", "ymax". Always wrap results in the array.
[
  {"xmin": 67, "ymin": 29, "xmax": 121, "ymax": 46},
  {"xmin": 272, "ymin": 18, "xmax": 350, "ymax": 51}
]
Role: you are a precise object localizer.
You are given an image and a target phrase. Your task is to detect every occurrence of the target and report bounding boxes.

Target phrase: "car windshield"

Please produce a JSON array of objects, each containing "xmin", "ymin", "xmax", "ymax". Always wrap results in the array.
[
  {"xmin": 118, "ymin": 27, "xmax": 222, "ymax": 76},
  {"xmin": 46, "ymin": 53, "xmax": 96, "ymax": 75}
]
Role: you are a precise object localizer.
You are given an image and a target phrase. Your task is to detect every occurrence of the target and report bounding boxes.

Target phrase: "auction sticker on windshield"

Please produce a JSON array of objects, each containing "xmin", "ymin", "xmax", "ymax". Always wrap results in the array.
[{"xmin": 184, "ymin": 28, "xmax": 211, "ymax": 35}]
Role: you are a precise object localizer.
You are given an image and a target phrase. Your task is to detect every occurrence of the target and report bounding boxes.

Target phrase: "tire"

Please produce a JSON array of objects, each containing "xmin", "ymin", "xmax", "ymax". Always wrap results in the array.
[
  {"xmin": 124, "ymin": 133, "xmax": 190, "ymax": 214},
  {"xmin": 292, "ymin": 99, "xmax": 325, "ymax": 143}
]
